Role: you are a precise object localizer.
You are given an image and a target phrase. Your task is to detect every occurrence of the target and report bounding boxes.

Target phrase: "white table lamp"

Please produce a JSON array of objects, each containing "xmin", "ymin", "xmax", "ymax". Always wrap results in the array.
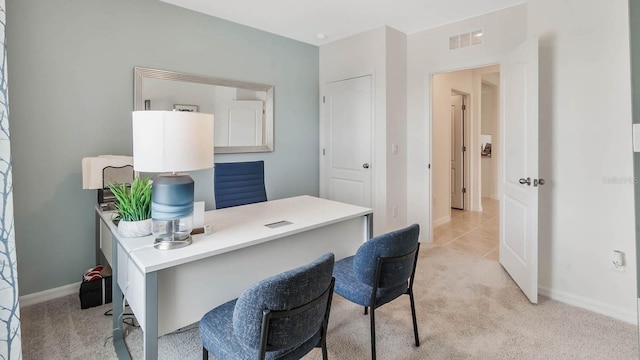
[{"xmin": 132, "ymin": 110, "xmax": 214, "ymax": 249}]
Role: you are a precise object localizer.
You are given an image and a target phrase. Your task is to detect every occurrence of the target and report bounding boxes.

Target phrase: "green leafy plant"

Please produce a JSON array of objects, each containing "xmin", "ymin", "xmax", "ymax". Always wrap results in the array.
[{"xmin": 108, "ymin": 177, "xmax": 152, "ymax": 222}]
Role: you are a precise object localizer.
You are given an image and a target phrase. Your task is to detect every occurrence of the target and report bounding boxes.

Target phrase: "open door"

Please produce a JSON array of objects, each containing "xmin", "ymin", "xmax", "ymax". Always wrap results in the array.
[
  {"xmin": 500, "ymin": 37, "xmax": 539, "ymax": 304},
  {"xmin": 451, "ymin": 93, "xmax": 465, "ymax": 210}
]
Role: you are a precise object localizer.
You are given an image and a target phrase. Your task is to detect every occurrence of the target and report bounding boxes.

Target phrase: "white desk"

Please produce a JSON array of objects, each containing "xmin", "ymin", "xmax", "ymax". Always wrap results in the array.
[{"xmin": 97, "ymin": 195, "xmax": 373, "ymax": 360}]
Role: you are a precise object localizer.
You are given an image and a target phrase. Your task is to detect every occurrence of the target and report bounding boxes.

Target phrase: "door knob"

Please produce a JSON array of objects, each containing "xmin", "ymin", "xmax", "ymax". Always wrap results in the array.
[
  {"xmin": 533, "ymin": 178, "xmax": 546, "ymax": 187},
  {"xmin": 519, "ymin": 177, "xmax": 531, "ymax": 186},
  {"xmin": 362, "ymin": 163, "xmax": 370, "ymax": 169}
]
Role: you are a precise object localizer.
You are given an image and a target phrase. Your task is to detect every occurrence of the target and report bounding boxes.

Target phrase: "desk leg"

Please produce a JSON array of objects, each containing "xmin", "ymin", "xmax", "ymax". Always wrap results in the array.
[
  {"xmin": 95, "ymin": 211, "xmax": 101, "ymax": 265},
  {"xmin": 95, "ymin": 212, "xmax": 109, "ymax": 266},
  {"xmin": 143, "ymin": 272, "xmax": 159, "ymax": 360},
  {"xmin": 112, "ymin": 243, "xmax": 131, "ymax": 360},
  {"xmin": 366, "ymin": 213, "xmax": 373, "ymax": 240}
]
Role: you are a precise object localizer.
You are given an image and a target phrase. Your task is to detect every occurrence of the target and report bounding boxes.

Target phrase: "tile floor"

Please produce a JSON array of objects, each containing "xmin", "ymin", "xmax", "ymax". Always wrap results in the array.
[{"xmin": 432, "ymin": 197, "xmax": 499, "ymax": 261}]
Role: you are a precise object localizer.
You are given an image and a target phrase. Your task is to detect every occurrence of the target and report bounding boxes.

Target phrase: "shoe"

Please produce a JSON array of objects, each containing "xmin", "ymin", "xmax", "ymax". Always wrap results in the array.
[{"xmin": 83, "ymin": 265, "xmax": 104, "ymax": 282}]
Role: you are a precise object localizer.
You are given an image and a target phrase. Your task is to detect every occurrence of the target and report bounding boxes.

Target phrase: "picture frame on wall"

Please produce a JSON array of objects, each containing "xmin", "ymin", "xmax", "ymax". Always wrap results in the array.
[{"xmin": 173, "ymin": 104, "xmax": 199, "ymax": 112}]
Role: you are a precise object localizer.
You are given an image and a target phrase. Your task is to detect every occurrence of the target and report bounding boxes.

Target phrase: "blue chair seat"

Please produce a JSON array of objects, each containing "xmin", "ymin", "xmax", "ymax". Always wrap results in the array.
[
  {"xmin": 333, "ymin": 256, "xmax": 408, "ymax": 308},
  {"xmin": 200, "ymin": 299, "xmax": 322, "ymax": 360}
]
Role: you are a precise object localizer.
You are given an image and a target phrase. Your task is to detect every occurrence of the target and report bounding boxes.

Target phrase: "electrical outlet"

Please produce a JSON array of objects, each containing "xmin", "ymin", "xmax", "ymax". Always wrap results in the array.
[
  {"xmin": 611, "ymin": 262, "xmax": 625, "ymax": 272},
  {"xmin": 392, "ymin": 206, "xmax": 398, "ymax": 218},
  {"xmin": 610, "ymin": 250, "xmax": 625, "ymax": 272}
]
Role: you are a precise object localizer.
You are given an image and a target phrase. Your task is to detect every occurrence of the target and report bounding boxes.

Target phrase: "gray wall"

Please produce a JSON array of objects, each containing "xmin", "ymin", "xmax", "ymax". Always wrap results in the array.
[{"xmin": 7, "ymin": 0, "xmax": 319, "ymax": 295}]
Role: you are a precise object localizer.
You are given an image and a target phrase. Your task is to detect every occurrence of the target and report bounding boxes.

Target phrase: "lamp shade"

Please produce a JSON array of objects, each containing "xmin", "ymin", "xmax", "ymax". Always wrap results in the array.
[{"xmin": 132, "ymin": 111, "xmax": 214, "ymax": 173}]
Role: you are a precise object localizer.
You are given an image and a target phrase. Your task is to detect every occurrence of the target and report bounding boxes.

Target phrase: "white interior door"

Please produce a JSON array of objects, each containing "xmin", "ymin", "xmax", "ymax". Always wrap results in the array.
[
  {"xmin": 227, "ymin": 100, "xmax": 263, "ymax": 147},
  {"xmin": 451, "ymin": 94, "xmax": 465, "ymax": 210},
  {"xmin": 320, "ymin": 76, "xmax": 372, "ymax": 208},
  {"xmin": 500, "ymin": 38, "xmax": 539, "ymax": 303}
]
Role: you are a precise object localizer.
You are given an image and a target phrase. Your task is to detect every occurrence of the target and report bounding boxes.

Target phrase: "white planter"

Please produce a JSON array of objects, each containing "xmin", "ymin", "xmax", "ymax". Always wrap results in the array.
[{"xmin": 117, "ymin": 218, "xmax": 152, "ymax": 237}]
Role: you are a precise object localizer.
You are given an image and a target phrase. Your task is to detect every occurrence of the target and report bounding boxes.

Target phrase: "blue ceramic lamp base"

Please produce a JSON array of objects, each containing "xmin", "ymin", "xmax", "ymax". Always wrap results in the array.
[{"xmin": 151, "ymin": 174, "xmax": 195, "ymax": 250}]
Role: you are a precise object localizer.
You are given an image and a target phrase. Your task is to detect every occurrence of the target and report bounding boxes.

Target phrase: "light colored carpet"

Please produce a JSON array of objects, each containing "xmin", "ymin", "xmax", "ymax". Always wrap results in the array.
[{"xmin": 21, "ymin": 246, "xmax": 639, "ymax": 359}]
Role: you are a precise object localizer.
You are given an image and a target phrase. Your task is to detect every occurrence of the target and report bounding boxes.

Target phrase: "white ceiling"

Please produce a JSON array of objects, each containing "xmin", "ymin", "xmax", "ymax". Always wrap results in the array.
[{"xmin": 159, "ymin": 0, "xmax": 526, "ymax": 46}]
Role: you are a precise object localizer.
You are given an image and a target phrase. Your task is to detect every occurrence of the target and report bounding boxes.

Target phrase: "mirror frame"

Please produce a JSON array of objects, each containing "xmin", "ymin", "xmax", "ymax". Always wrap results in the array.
[{"xmin": 134, "ymin": 67, "xmax": 274, "ymax": 154}]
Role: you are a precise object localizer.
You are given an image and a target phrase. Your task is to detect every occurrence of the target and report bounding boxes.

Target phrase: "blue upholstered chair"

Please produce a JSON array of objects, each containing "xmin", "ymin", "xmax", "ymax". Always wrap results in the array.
[
  {"xmin": 214, "ymin": 161, "xmax": 267, "ymax": 209},
  {"xmin": 199, "ymin": 253, "xmax": 336, "ymax": 360},
  {"xmin": 332, "ymin": 224, "xmax": 421, "ymax": 360}
]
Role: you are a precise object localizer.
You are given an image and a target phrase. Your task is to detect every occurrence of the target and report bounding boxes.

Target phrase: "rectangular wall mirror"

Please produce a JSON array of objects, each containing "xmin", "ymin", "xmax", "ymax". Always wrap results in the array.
[{"xmin": 134, "ymin": 67, "xmax": 274, "ymax": 153}]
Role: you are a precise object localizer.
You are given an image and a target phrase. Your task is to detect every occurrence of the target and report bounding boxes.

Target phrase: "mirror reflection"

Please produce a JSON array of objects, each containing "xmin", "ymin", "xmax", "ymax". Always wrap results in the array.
[{"xmin": 134, "ymin": 67, "xmax": 274, "ymax": 153}]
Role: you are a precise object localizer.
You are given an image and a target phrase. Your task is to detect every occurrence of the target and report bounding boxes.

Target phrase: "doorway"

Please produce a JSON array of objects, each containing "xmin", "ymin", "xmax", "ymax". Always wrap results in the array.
[{"xmin": 431, "ymin": 65, "xmax": 501, "ymax": 261}]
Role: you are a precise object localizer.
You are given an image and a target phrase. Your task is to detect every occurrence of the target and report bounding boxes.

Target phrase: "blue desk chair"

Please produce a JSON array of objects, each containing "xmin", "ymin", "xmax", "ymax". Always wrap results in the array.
[
  {"xmin": 214, "ymin": 160, "xmax": 267, "ymax": 209},
  {"xmin": 199, "ymin": 253, "xmax": 336, "ymax": 360},
  {"xmin": 332, "ymin": 224, "xmax": 421, "ymax": 360}
]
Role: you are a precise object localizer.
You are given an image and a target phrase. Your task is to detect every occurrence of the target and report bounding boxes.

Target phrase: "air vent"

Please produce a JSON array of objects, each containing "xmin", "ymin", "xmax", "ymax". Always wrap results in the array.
[{"xmin": 449, "ymin": 29, "xmax": 483, "ymax": 50}]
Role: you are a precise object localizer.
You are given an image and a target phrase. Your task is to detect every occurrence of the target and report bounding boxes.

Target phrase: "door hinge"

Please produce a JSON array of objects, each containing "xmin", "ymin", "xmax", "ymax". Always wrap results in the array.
[
  {"xmin": 322, "ymin": 148, "xmax": 325, "ymax": 155},
  {"xmin": 428, "ymin": 164, "xmax": 431, "ymax": 169},
  {"xmin": 322, "ymin": 96, "xmax": 325, "ymax": 103},
  {"xmin": 462, "ymin": 146, "xmax": 466, "ymax": 152},
  {"xmin": 462, "ymin": 188, "xmax": 466, "ymax": 194},
  {"xmin": 461, "ymin": 104, "xmax": 466, "ymax": 111}
]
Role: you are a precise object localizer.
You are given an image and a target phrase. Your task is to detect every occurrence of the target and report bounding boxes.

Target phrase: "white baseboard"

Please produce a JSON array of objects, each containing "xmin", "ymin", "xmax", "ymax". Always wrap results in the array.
[
  {"xmin": 433, "ymin": 216, "xmax": 451, "ymax": 228},
  {"xmin": 19, "ymin": 282, "xmax": 80, "ymax": 308},
  {"xmin": 23, "ymin": 278, "xmax": 637, "ymax": 327},
  {"xmin": 539, "ymin": 286, "xmax": 637, "ymax": 325}
]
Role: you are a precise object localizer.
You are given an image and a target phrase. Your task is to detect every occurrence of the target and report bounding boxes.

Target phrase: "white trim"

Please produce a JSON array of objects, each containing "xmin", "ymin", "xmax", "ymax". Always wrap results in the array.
[
  {"xmin": 19, "ymin": 282, "xmax": 80, "ymax": 308},
  {"xmin": 637, "ymin": 299, "xmax": 640, "ymax": 329},
  {"xmin": 433, "ymin": 216, "xmax": 451, "ymax": 228},
  {"xmin": 539, "ymin": 286, "xmax": 637, "ymax": 325}
]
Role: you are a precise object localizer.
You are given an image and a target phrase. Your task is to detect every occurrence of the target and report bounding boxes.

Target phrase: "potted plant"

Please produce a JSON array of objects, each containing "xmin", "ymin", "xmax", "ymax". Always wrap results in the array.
[{"xmin": 108, "ymin": 177, "xmax": 152, "ymax": 237}]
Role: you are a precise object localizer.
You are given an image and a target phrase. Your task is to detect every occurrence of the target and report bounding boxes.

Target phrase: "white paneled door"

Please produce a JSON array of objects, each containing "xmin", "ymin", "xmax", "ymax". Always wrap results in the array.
[
  {"xmin": 226, "ymin": 100, "xmax": 263, "ymax": 146},
  {"xmin": 321, "ymin": 76, "xmax": 372, "ymax": 208},
  {"xmin": 500, "ymin": 38, "xmax": 539, "ymax": 304}
]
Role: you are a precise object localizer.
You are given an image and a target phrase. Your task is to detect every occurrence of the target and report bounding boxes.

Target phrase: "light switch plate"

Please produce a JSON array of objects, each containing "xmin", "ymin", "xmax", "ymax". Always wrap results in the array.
[{"xmin": 634, "ymin": 124, "xmax": 640, "ymax": 152}]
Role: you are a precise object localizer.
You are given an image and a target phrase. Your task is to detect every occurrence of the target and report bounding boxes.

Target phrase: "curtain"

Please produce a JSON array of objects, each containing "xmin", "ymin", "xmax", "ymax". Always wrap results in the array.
[{"xmin": 0, "ymin": 1, "xmax": 22, "ymax": 358}]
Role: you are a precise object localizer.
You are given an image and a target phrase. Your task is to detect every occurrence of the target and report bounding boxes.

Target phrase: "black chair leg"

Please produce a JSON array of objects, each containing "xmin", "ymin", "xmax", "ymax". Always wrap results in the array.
[
  {"xmin": 203, "ymin": 347, "xmax": 209, "ymax": 360},
  {"xmin": 322, "ymin": 339, "xmax": 329, "ymax": 360},
  {"xmin": 364, "ymin": 306, "xmax": 368, "ymax": 315},
  {"xmin": 409, "ymin": 291, "xmax": 420, "ymax": 347},
  {"xmin": 370, "ymin": 307, "xmax": 376, "ymax": 360}
]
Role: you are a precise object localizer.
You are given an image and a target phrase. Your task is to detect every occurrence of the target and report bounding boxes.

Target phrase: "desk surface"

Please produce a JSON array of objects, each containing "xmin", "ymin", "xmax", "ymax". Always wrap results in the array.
[{"xmin": 99, "ymin": 195, "xmax": 372, "ymax": 273}]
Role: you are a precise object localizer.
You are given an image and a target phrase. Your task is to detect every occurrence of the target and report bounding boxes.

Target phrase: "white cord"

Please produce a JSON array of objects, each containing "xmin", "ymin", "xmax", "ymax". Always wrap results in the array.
[
  {"xmin": 112, "ymin": 242, "xmax": 156, "ymax": 339},
  {"xmin": 112, "ymin": 236, "xmax": 192, "ymax": 339},
  {"xmin": 128, "ymin": 243, "xmax": 157, "ymax": 254}
]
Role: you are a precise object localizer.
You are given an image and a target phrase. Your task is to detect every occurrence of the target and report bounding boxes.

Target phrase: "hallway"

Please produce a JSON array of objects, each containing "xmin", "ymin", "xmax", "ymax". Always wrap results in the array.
[{"xmin": 432, "ymin": 198, "xmax": 499, "ymax": 261}]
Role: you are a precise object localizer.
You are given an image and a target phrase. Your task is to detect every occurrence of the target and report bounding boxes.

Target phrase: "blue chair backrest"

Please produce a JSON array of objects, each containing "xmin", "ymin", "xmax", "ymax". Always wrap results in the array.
[
  {"xmin": 353, "ymin": 224, "xmax": 420, "ymax": 288},
  {"xmin": 232, "ymin": 253, "xmax": 335, "ymax": 351},
  {"xmin": 214, "ymin": 161, "xmax": 267, "ymax": 209}
]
